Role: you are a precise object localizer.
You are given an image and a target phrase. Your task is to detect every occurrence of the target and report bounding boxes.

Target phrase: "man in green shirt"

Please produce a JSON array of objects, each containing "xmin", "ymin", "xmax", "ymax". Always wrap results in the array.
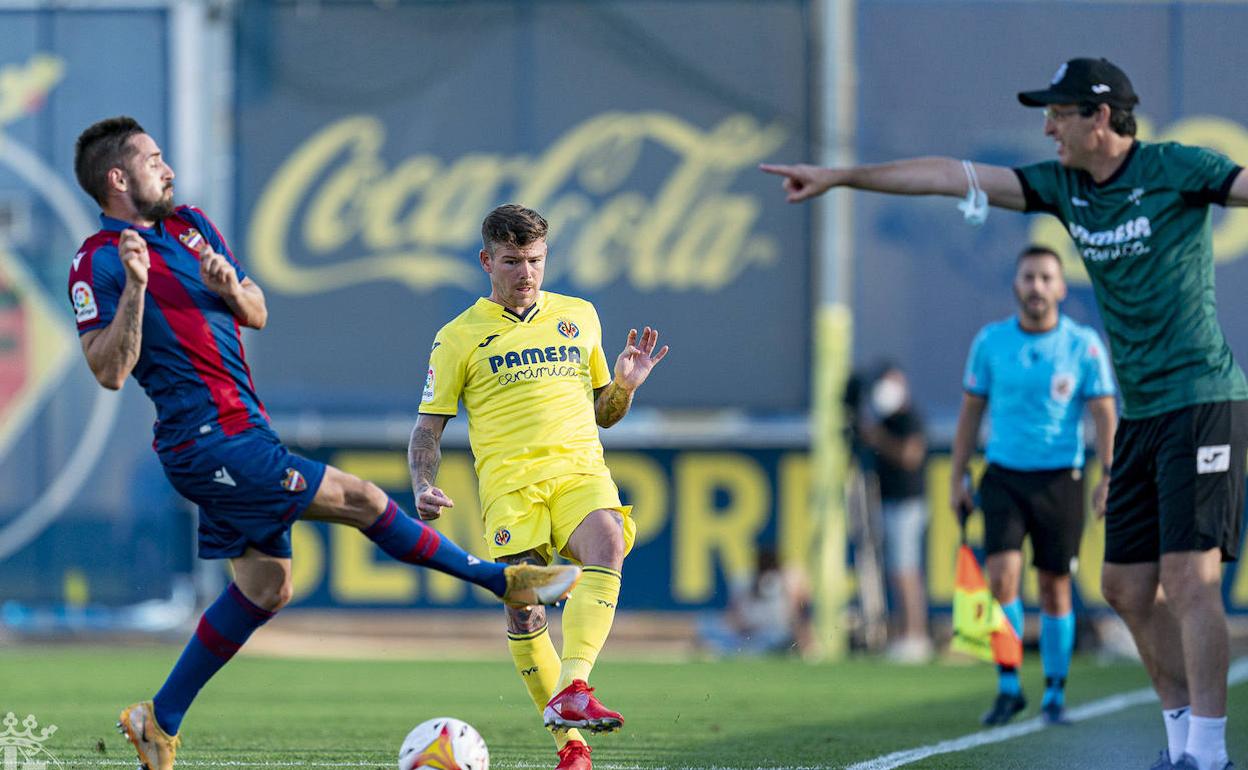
[{"xmin": 762, "ymin": 58, "xmax": 1247, "ymax": 770}]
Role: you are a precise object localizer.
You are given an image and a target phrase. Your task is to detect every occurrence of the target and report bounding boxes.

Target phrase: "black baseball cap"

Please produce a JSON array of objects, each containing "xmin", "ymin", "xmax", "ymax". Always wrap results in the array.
[{"xmin": 1018, "ymin": 58, "xmax": 1139, "ymax": 110}]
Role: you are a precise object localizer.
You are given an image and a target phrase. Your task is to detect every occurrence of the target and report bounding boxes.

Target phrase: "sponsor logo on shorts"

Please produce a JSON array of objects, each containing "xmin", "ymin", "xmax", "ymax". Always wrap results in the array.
[
  {"xmin": 70, "ymin": 280, "xmax": 98, "ymax": 322},
  {"xmin": 520, "ymin": 665, "xmax": 539, "ymax": 676},
  {"xmin": 212, "ymin": 466, "xmax": 236, "ymax": 487},
  {"xmin": 281, "ymin": 467, "xmax": 307, "ymax": 493},
  {"xmin": 493, "ymin": 528, "xmax": 511, "ymax": 546},
  {"xmin": 556, "ymin": 318, "xmax": 580, "ymax": 339},
  {"xmin": 1197, "ymin": 444, "xmax": 1231, "ymax": 475}
]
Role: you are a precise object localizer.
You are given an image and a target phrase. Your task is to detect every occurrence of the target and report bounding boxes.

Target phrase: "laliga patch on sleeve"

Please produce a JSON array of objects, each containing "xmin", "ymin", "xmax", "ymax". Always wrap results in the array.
[
  {"xmin": 1197, "ymin": 444, "xmax": 1231, "ymax": 475},
  {"xmin": 71, "ymin": 280, "xmax": 98, "ymax": 322},
  {"xmin": 422, "ymin": 367, "xmax": 435, "ymax": 402}
]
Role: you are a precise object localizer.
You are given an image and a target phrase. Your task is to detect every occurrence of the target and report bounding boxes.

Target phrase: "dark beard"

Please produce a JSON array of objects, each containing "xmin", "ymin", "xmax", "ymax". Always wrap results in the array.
[{"xmin": 134, "ymin": 189, "xmax": 175, "ymax": 221}]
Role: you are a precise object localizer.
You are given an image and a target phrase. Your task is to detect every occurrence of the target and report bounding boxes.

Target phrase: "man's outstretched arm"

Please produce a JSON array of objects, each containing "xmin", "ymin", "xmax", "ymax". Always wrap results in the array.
[{"xmin": 759, "ymin": 158, "xmax": 1027, "ymax": 211}]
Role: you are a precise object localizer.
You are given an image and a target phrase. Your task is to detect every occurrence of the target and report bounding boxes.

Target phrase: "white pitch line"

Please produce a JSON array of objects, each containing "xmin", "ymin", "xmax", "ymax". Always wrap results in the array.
[
  {"xmin": 78, "ymin": 758, "xmax": 830, "ymax": 770},
  {"xmin": 59, "ymin": 659, "xmax": 1248, "ymax": 770},
  {"xmin": 845, "ymin": 656, "xmax": 1248, "ymax": 770}
]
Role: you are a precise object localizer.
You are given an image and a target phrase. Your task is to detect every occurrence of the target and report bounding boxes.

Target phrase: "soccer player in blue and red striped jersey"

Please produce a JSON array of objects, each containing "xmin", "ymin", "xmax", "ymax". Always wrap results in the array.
[{"xmin": 69, "ymin": 116, "xmax": 580, "ymax": 770}]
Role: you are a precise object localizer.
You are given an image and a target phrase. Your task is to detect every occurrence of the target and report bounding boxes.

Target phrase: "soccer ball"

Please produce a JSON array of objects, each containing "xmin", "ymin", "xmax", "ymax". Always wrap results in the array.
[{"xmin": 398, "ymin": 717, "xmax": 489, "ymax": 770}]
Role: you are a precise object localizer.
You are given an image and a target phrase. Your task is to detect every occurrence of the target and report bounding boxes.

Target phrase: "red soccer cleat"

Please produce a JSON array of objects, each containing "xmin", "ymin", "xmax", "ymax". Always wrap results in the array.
[
  {"xmin": 555, "ymin": 740, "xmax": 592, "ymax": 770},
  {"xmin": 543, "ymin": 680, "xmax": 624, "ymax": 733}
]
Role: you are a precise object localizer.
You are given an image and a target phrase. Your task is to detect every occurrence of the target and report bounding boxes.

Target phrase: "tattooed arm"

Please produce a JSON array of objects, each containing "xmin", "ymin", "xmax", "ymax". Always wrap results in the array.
[
  {"xmin": 408, "ymin": 413, "xmax": 454, "ymax": 520},
  {"xmin": 595, "ymin": 326, "xmax": 670, "ymax": 428},
  {"xmin": 594, "ymin": 382, "xmax": 635, "ymax": 428},
  {"xmin": 80, "ymin": 230, "xmax": 150, "ymax": 390}
]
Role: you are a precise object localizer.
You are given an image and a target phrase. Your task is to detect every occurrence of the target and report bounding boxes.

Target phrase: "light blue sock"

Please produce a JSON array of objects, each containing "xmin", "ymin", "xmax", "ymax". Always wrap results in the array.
[
  {"xmin": 1040, "ymin": 612, "xmax": 1074, "ymax": 707},
  {"xmin": 997, "ymin": 599, "xmax": 1025, "ymax": 696},
  {"xmin": 997, "ymin": 665, "xmax": 1021, "ymax": 696}
]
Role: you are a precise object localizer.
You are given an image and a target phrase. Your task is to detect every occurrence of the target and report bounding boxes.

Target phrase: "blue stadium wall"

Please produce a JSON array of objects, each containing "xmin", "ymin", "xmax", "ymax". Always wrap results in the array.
[{"xmin": 3, "ymin": 1, "xmax": 1248, "ymax": 616}]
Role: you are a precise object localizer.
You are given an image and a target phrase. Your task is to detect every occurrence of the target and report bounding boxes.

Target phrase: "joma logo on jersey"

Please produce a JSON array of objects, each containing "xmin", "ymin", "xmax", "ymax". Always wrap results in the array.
[{"xmin": 488, "ymin": 346, "xmax": 582, "ymax": 373}]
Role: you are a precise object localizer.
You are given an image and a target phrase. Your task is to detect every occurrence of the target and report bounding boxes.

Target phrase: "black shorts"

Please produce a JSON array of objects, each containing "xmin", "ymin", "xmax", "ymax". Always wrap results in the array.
[
  {"xmin": 978, "ymin": 463, "xmax": 1085, "ymax": 575},
  {"xmin": 1105, "ymin": 400, "xmax": 1248, "ymax": 564}
]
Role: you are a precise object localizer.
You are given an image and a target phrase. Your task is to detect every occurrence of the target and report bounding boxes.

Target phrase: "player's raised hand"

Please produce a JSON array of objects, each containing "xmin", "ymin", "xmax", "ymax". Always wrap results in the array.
[
  {"xmin": 198, "ymin": 242, "xmax": 240, "ymax": 297},
  {"xmin": 117, "ymin": 228, "xmax": 150, "ymax": 286},
  {"xmin": 414, "ymin": 483, "xmax": 454, "ymax": 521},
  {"xmin": 612, "ymin": 326, "xmax": 669, "ymax": 391},
  {"xmin": 759, "ymin": 163, "xmax": 839, "ymax": 203}
]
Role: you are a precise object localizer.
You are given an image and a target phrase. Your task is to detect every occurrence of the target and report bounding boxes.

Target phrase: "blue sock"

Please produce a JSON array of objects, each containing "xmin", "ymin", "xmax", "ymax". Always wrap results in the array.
[
  {"xmin": 1041, "ymin": 612, "xmax": 1074, "ymax": 707},
  {"xmin": 998, "ymin": 599, "xmax": 1025, "ymax": 696},
  {"xmin": 998, "ymin": 665, "xmax": 1021, "ymax": 696},
  {"xmin": 363, "ymin": 499, "xmax": 506, "ymax": 596},
  {"xmin": 153, "ymin": 583, "xmax": 273, "ymax": 735}
]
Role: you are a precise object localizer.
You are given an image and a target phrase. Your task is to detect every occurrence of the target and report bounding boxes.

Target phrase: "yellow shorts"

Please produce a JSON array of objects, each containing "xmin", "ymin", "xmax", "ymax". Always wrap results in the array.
[{"xmin": 483, "ymin": 473, "xmax": 635, "ymax": 564}]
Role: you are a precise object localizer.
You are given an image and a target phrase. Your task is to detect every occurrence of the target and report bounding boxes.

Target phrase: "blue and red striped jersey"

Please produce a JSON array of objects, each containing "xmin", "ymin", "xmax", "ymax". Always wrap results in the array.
[{"xmin": 68, "ymin": 206, "xmax": 269, "ymax": 450}]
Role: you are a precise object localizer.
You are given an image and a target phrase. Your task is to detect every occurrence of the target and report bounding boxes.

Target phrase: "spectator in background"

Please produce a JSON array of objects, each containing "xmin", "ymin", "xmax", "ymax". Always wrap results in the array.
[
  {"xmin": 698, "ymin": 547, "xmax": 814, "ymax": 658},
  {"xmin": 858, "ymin": 364, "xmax": 933, "ymax": 663}
]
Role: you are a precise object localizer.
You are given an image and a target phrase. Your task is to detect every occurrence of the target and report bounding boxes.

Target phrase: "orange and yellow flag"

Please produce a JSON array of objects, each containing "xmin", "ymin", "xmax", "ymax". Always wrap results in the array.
[{"xmin": 951, "ymin": 544, "xmax": 1022, "ymax": 668}]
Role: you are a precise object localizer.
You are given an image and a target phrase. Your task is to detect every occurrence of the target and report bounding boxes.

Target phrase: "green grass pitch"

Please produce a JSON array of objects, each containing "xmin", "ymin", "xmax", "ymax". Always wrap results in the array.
[{"xmin": 1, "ymin": 647, "xmax": 1245, "ymax": 769}]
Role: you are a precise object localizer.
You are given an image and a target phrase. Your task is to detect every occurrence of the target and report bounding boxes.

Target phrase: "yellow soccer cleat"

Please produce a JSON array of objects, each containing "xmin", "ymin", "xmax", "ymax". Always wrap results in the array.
[
  {"xmin": 118, "ymin": 701, "xmax": 180, "ymax": 770},
  {"xmin": 502, "ymin": 563, "xmax": 581, "ymax": 607}
]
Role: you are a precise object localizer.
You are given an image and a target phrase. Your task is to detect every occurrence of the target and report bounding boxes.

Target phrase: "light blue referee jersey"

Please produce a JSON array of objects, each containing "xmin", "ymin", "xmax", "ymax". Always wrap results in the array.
[{"xmin": 963, "ymin": 315, "xmax": 1116, "ymax": 471}]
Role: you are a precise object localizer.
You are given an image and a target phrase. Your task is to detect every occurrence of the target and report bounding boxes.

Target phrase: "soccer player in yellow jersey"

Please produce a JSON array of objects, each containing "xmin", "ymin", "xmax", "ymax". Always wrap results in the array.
[{"xmin": 409, "ymin": 204, "xmax": 668, "ymax": 770}]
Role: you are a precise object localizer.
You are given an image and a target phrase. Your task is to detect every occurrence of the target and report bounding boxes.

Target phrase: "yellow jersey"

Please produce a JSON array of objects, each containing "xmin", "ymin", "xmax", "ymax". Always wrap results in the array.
[{"xmin": 420, "ymin": 291, "xmax": 612, "ymax": 507}]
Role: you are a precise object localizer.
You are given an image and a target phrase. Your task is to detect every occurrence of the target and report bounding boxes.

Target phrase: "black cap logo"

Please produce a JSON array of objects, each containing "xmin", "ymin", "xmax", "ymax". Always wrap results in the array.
[{"xmin": 1019, "ymin": 58, "xmax": 1139, "ymax": 110}]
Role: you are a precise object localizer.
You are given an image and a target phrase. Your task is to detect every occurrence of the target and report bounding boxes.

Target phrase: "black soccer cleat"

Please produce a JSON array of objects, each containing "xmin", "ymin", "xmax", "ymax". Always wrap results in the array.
[
  {"xmin": 1149, "ymin": 750, "xmax": 1177, "ymax": 770},
  {"xmin": 980, "ymin": 691, "xmax": 1027, "ymax": 726},
  {"xmin": 1041, "ymin": 700, "xmax": 1070, "ymax": 725}
]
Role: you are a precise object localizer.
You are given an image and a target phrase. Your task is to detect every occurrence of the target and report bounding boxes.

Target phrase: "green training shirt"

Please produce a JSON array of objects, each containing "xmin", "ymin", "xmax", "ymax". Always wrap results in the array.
[{"xmin": 1015, "ymin": 141, "xmax": 1246, "ymax": 419}]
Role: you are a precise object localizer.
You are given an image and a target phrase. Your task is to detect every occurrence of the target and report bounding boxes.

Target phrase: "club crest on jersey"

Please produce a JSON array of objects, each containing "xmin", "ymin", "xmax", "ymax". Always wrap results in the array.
[
  {"xmin": 178, "ymin": 227, "xmax": 206, "ymax": 252},
  {"xmin": 71, "ymin": 280, "xmax": 98, "ymax": 322},
  {"xmin": 493, "ymin": 528, "xmax": 511, "ymax": 546},
  {"xmin": 281, "ymin": 468, "xmax": 307, "ymax": 493},
  {"xmin": 1051, "ymin": 372, "xmax": 1076, "ymax": 403},
  {"xmin": 556, "ymin": 318, "xmax": 580, "ymax": 339}
]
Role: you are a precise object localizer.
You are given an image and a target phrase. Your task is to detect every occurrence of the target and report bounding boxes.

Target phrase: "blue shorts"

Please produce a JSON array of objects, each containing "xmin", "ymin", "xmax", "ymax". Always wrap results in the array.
[{"xmin": 158, "ymin": 427, "xmax": 326, "ymax": 559}]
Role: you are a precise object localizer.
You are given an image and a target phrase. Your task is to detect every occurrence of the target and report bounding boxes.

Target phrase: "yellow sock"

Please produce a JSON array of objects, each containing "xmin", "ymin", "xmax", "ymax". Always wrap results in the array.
[
  {"xmin": 507, "ymin": 626, "xmax": 586, "ymax": 749},
  {"xmin": 557, "ymin": 566, "xmax": 621, "ymax": 691}
]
